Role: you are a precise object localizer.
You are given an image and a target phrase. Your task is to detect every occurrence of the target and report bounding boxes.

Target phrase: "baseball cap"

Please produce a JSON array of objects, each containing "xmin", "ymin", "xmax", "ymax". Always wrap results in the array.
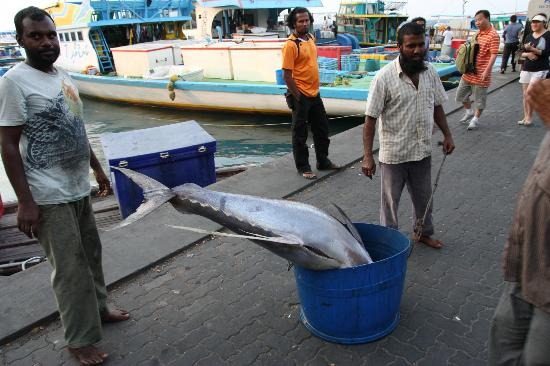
[{"xmin": 531, "ymin": 14, "xmax": 547, "ymax": 22}]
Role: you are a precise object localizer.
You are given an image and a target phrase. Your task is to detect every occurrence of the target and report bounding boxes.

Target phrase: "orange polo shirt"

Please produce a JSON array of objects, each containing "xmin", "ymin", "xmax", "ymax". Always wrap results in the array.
[
  {"xmin": 463, "ymin": 26, "xmax": 500, "ymax": 87},
  {"xmin": 281, "ymin": 34, "xmax": 320, "ymax": 97}
]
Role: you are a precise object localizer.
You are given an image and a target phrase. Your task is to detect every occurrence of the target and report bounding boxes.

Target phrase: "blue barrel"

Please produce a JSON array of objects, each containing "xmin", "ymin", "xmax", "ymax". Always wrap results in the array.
[
  {"xmin": 344, "ymin": 33, "xmax": 360, "ymax": 50},
  {"xmin": 293, "ymin": 223, "xmax": 410, "ymax": 344},
  {"xmin": 275, "ymin": 69, "xmax": 285, "ymax": 85},
  {"xmin": 336, "ymin": 34, "xmax": 352, "ymax": 47}
]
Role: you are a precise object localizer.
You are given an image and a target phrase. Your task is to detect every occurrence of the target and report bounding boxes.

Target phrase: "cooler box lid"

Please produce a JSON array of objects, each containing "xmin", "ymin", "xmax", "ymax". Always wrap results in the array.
[{"xmin": 101, "ymin": 120, "xmax": 216, "ymax": 164}]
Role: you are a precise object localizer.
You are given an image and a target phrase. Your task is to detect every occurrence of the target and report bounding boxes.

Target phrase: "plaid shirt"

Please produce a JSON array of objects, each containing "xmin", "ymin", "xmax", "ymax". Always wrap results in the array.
[
  {"xmin": 365, "ymin": 57, "xmax": 447, "ymax": 164},
  {"xmin": 504, "ymin": 132, "xmax": 550, "ymax": 313}
]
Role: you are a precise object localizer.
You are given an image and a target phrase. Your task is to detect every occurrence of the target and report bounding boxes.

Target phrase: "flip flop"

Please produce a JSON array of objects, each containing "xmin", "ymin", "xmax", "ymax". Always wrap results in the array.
[{"xmin": 301, "ymin": 171, "xmax": 317, "ymax": 180}]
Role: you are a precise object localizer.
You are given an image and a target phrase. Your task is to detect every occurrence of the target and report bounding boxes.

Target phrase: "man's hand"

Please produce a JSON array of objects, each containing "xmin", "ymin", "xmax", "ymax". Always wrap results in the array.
[
  {"xmin": 94, "ymin": 170, "xmax": 112, "ymax": 197},
  {"xmin": 18, "ymin": 200, "xmax": 40, "ymax": 238},
  {"xmin": 526, "ymin": 79, "xmax": 550, "ymax": 125},
  {"xmin": 481, "ymin": 69, "xmax": 491, "ymax": 81},
  {"xmin": 361, "ymin": 155, "xmax": 376, "ymax": 179},
  {"xmin": 441, "ymin": 135, "xmax": 455, "ymax": 155}
]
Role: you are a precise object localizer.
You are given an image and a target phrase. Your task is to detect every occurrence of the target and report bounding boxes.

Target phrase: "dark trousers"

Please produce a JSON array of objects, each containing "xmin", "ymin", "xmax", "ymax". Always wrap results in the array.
[
  {"xmin": 291, "ymin": 93, "xmax": 331, "ymax": 172},
  {"xmin": 489, "ymin": 282, "xmax": 550, "ymax": 365},
  {"xmin": 501, "ymin": 42, "xmax": 519, "ymax": 71},
  {"xmin": 379, "ymin": 157, "xmax": 434, "ymax": 236}
]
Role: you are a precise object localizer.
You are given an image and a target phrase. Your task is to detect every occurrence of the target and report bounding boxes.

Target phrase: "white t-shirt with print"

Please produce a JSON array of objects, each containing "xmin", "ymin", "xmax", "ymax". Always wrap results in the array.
[{"xmin": 0, "ymin": 62, "xmax": 90, "ymax": 205}]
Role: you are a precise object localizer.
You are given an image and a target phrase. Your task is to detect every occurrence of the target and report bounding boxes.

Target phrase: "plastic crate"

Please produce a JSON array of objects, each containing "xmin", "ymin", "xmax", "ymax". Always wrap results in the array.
[
  {"xmin": 101, "ymin": 121, "xmax": 216, "ymax": 218},
  {"xmin": 317, "ymin": 46, "xmax": 352, "ymax": 70}
]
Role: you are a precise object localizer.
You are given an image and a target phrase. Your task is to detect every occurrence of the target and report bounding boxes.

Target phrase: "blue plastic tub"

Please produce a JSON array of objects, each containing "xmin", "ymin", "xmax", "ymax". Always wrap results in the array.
[
  {"xmin": 293, "ymin": 223, "xmax": 410, "ymax": 344},
  {"xmin": 275, "ymin": 69, "xmax": 285, "ymax": 85}
]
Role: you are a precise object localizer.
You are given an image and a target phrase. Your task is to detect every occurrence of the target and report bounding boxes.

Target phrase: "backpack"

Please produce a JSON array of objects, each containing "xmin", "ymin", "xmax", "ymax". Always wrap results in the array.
[
  {"xmin": 455, "ymin": 33, "xmax": 479, "ymax": 74},
  {"xmin": 286, "ymin": 33, "xmax": 313, "ymax": 58}
]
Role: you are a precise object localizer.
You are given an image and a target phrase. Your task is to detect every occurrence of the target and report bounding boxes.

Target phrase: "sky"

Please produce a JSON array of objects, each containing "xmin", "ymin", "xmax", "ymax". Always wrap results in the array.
[{"xmin": 0, "ymin": 0, "xmax": 530, "ymax": 31}]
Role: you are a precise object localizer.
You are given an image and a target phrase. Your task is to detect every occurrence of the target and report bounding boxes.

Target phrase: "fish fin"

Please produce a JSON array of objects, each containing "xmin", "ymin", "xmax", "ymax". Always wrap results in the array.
[
  {"xmin": 107, "ymin": 168, "xmax": 176, "ymax": 230},
  {"xmin": 166, "ymin": 225, "xmax": 302, "ymax": 245},
  {"xmin": 330, "ymin": 203, "xmax": 365, "ymax": 246}
]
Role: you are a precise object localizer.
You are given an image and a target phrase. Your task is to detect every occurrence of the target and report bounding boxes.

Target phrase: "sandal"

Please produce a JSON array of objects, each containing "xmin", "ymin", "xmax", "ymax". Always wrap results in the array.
[{"xmin": 317, "ymin": 161, "xmax": 342, "ymax": 171}]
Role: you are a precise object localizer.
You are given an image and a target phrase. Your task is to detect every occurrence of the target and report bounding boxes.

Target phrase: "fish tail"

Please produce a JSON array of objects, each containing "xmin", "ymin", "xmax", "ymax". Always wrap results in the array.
[{"xmin": 108, "ymin": 167, "xmax": 176, "ymax": 229}]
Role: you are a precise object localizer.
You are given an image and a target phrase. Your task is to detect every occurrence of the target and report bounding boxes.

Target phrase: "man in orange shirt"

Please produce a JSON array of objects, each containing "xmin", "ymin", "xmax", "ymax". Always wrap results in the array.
[
  {"xmin": 282, "ymin": 7, "xmax": 339, "ymax": 180},
  {"xmin": 455, "ymin": 10, "xmax": 500, "ymax": 130}
]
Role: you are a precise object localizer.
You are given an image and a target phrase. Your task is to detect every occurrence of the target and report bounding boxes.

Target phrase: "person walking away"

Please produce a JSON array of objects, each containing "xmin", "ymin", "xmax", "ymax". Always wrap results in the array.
[
  {"xmin": 0, "ymin": 7, "xmax": 129, "ymax": 365},
  {"xmin": 456, "ymin": 10, "xmax": 500, "ymax": 130},
  {"xmin": 500, "ymin": 15, "xmax": 523, "ymax": 74},
  {"xmin": 441, "ymin": 26, "xmax": 454, "ymax": 58},
  {"xmin": 362, "ymin": 22, "xmax": 455, "ymax": 249},
  {"xmin": 488, "ymin": 77, "xmax": 550, "ymax": 366},
  {"xmin": 282, "ymin": 7, "xmax": 340, "ymax": 180},
  {"xmin": 517, "ymin": 13, "xmax": 550, "ymax": 126}
]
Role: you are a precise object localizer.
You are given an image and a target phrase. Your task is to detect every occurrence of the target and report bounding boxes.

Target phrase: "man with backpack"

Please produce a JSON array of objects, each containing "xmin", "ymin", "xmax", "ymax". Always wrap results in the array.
[
  {"xmin": 282, "ymin": 7, "xmax": 340, "ymax": 180},
  {"xmin": 456, "ymin": 10, "xmax": 500, "ymax": 130}
]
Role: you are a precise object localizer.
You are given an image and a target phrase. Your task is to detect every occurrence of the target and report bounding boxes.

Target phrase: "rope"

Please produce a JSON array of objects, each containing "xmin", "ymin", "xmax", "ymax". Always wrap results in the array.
[
  {"xmin": 328, "ymin": 113, "xmax": 365, "ymax": 120},
  {"xmin": 409, "ymin": 153, "xmax": 448, "ymax": 258}
]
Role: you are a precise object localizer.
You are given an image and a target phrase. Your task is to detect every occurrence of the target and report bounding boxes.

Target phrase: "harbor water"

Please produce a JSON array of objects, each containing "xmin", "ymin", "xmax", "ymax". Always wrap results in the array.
[{"xmin": 0, "ymin": 97, "xmax": 362, "ymax": 202}]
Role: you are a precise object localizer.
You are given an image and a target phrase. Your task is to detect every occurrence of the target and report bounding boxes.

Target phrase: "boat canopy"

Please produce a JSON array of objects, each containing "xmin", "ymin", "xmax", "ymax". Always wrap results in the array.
[{"xmin": 195, "ymin": 0, "xmax": 323, "ymax": 9}]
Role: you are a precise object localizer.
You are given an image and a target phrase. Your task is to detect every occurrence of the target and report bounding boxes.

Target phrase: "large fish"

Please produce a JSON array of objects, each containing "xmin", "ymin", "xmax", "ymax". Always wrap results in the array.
[{"xmin": 113, "ymin": 168, "xmax": 373, "ymax": 270}]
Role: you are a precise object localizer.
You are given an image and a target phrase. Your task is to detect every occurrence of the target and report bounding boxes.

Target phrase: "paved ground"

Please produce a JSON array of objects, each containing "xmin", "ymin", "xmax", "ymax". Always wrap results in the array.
[{"xmin": 0, "ymin": 81, "xmax": 546, "ymax": 365}]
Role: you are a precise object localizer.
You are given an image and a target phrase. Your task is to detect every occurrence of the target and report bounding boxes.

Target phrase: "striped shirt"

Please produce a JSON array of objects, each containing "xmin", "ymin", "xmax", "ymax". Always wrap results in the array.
[
  {"xmin": 365, "ymin": 57, "xmax": 447, "ymax": 164},
  {"xmin": 462, "ymin": 26, "xmax": 500, "ymax": 87},
  {"xmin": 504, "ymin": 132, "xmax": 550, "ymax": 314}
]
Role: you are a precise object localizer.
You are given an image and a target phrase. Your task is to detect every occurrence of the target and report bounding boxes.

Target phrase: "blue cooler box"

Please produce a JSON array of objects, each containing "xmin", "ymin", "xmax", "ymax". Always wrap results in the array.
[{"xmin": 101, "ymin": 120, "xmax": 216, "ymax": 218}]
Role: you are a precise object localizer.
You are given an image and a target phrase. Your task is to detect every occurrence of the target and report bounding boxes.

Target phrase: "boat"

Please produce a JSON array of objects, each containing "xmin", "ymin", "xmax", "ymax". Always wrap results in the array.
[
  {"xmin": 0, "ymin": 32, "xmax": 25, "ymax": 76},
  {"xmin": 43, "ymin": 0, "xmax": 457, "ymax": 116},
  {"xmin": 335, "ymin": 0, "xmax": 408, "ymax": 46}
]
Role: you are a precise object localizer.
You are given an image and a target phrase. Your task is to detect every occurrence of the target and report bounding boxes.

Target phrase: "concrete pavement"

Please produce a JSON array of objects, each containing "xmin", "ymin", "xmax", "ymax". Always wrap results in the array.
[{"xmin": 1, "ymin": 73, "xmax": 546, "ymax": 365}]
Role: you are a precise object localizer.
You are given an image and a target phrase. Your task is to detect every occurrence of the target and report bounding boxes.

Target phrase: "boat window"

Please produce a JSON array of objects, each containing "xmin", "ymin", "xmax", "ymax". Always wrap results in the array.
[
  {"xmin": 71, "ymin": 32, "xmax": 76, "ymax": 41},
  {"xmin": 59, "ymin": 33, "xmax": 64, "ymax": 42},
  {"xmin": 77, "ymin": 31, "xmax": 83, "ymax": 41},
  {"xmin": 65, "ymin": 33, "xmax": 70, "ymax": 42}
]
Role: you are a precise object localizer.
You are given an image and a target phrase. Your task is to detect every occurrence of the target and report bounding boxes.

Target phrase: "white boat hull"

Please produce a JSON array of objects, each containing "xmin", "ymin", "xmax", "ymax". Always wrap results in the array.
[{"xmin": 72, "ymin": 74, "xmax": 369, "ymax": 116}]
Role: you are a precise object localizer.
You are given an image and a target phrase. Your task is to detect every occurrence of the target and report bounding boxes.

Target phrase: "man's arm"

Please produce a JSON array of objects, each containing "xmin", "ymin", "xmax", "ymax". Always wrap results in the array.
[
  {"xmin": 283, "ymin": 69, "xmax": 301, "ymax": 100},
  {"xmin": 0, "ymin": 126, "xmax": 40, "ymax": 238},
  {"xmin": 361, "ymin": 116, "xmax": 377, "ymax": 178},
  {"xmin": 433, "ymin": 105, "xmax": 455, "ymax": 154},
  {"xmin": 481, "ymin": 34, "xmax": 501, "ymax": 81},
  {"xmin": 89, "ymin": 145, "xmax": 111, "ymax": 197},
  {"xmin": 481, "ymin": 53, "xmax": 498, "ymax": 82}
]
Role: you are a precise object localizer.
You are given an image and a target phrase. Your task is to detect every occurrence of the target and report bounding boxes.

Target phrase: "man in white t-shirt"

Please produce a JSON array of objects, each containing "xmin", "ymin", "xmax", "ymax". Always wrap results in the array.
[
  {"xmin": 442, "ymin": 26, "xmax": 454, "ymax": 57},
  {"xmin": 0, "ymin": 7, "xmax": 129, "ymax": 365}
]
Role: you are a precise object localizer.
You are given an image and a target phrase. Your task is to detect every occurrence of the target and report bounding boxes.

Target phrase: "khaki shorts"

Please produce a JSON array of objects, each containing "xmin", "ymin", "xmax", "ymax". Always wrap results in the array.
[
  {"xmin": 519, "ymin": 70, "xmax": 548, "ymax": 84},
  {"xmin": 455, "ymin": 77, "xmax": 488, "ymax": 110}
]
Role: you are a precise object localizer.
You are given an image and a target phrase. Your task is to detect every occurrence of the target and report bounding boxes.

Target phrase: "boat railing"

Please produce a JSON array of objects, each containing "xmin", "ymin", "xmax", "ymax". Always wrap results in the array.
[{"xmin": 89, "ymin": 0, "xmax": 192, "ymax": 23}]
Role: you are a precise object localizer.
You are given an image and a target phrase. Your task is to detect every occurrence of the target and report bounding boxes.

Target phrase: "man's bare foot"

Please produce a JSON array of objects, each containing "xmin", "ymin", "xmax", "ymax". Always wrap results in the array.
[
  {"xmin": 68, "ymin": 345, "xmax": 108, "ymax": 365},
  {"xmin": 101, "ymin": 308, "xmax": 130, "ymax": 323},
  {"xmin": 416, "ymin": 235, "xmax": 443, "ymax": 249}
]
